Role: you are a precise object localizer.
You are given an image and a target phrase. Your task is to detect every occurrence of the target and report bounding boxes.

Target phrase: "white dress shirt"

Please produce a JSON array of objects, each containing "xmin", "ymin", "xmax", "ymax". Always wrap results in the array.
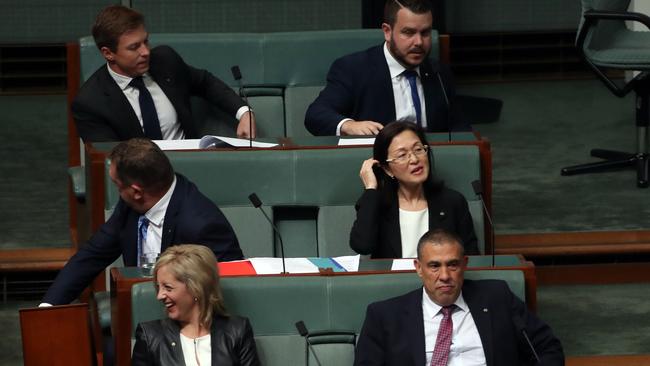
[
  {"xmin": 107, "ymin": 65, "xmax": 184, "ymax": 140},
  {"xmin": 383, "ymin": 43, "xmax": 427, "ymax": 128},
  {"xmin": 422, "ymin": 288, "xmax": 486, "ymax": 366},
  {"xmin": 141, "ymin": 176, "xmax": 177, "ymax": 255}
]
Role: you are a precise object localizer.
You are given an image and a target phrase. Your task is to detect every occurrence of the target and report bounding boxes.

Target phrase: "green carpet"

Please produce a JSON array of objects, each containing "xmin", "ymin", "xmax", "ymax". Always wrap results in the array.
[
  {"xmin": 459, "ymin": 79, "xmax": 650, "ymax": 234},
  {"xmin": 0, "ymin": 95, "xmax": 69, "ymax": 249},
  {"xmin": 538, "ymin": 283, "xmax": 650, "ymax": 356}
]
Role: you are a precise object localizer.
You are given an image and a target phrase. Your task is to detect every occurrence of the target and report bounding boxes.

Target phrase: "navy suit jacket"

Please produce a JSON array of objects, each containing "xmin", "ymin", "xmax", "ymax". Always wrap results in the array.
[
  {"xmin": 43, "ymin": 174, "xmax": 243, "ymax": 305},
  {"xmin": 73, "ymin": 45, "xmax": 245, "ymax": 142},
  {"xmin": 355, "ymin": 280, "xmax": 565, "ymax": 366},
  {"xmin": 305, "ymin": 45, "xmax": 469, "ymax": 136}
]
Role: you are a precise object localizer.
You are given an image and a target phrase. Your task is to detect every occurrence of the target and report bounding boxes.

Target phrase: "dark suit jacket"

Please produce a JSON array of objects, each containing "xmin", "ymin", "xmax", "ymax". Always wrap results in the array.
[
  {"xmin": 304, "ymin": 45, "xmax": 469, "ymax": 136},
  {"xmin": 355, "ymin": 280, "xmax": 565, "ymax": 366},
  {"xmin": 42, "ymin": 174, "xmax": 243, "ymax": 305},
  {"xmin": 73, "ymin": 45, "xmax": 245, "ymax": 142},
  {"xmin": 132, "ymin": 315, "xmax": 260, "ymax": 366},
  {"xmin": 349, "ymin": 188, "xmax": 479, "ymax": 258}
]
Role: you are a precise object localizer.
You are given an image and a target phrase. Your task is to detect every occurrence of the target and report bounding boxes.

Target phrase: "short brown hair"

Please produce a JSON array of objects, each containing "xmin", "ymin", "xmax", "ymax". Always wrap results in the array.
[
  {"xmin": 92, "ymin": 5, "xmax": 145, "ymax": 52},
  {"xmin": 383, "ymin": 0, "xmax": 433, "ymax": 27},
  {"xmin": 109, "ymin": 138, "xmax": 174, "ymax": 194},
  {"xmin": 154, "ymin": 244, "xmax": 228, "ymax": 328}
]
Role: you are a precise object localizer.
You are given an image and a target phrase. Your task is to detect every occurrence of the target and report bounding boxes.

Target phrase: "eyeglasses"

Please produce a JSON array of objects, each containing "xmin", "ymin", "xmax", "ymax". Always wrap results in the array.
[{"xmin": 385, "ymin": 145, "xmax": 429, "ymax": 164}]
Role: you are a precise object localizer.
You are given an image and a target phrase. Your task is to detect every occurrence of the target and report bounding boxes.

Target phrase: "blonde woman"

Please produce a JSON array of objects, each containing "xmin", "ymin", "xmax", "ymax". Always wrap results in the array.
[{"xmin": 132, "ymin": 244, "xmax": 259, "ymax": 366}]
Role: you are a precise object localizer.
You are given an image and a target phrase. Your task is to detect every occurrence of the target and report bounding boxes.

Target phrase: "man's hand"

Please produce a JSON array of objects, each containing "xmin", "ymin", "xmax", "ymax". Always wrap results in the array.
[
  {"xmin": 341, "ymin": 120, "xmax": 383, "ymax": 136},
  {"xmin": 237, "ymin": 111, "xmax": 256, "ymax": 139}
]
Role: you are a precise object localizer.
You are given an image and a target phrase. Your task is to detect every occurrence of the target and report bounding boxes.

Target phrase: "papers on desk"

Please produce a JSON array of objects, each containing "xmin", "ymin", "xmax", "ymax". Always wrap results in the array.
[
  {"xmin": 200, "ymin": 135, "xmax": 278, "ymax": 148},
  {"xmin": 154, "ymin": 139, "xmax": 201, "ymax": 150},
  {"xmin": 391, "ymin": 258, "xmax": 416, "ymax": 271},
  {"xmin": 152, "ymin": 136, "xmax": 278, "ymax": 151},
  {"xmin": 338, "ymin": 137, "xmax": 375, "ymax": 146},
  {"xmin": 249, "ymin": 258, "xmax": 319, "ymax": 274},
  {"xmin": 248, "ymin": 255, "xmax": 361, "ymax": 275}
]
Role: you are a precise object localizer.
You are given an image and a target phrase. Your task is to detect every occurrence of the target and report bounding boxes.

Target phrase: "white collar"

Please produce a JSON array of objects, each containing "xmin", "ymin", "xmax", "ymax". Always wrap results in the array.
[
  {"xmin": 383, "ymin": 42, "xmax": 421, "ymax": 80},
  {"xmin": 106, "ymin": 63, "xmax": 151, "ymax": 91},
  {"xmin": 143, "ymin": 176, "xmax": 177, "ymax": 227},
  {"xmin": 421, "ymin": 286, "xmax": 469, "ymax": 318}
]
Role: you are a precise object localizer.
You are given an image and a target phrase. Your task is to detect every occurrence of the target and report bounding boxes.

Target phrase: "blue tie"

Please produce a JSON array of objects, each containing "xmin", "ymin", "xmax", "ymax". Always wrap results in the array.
[
  {"xmin": 403, "ymin": 69, "xmax": 422, "ymax": 126},
  {"xmin": 137, "ymin": 215, "xmax": 149, "ymax": 266},
  {"xmin": 130, "ymin": 76, "xmax": 163, "ymax": 140}
]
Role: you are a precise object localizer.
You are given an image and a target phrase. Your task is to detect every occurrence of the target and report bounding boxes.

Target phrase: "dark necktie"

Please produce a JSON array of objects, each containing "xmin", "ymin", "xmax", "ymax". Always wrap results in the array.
[
  {"xmin": 403, "ymin": 69, "xmax": 422, "ymax": 126},
  {"xmin": 431, "ymin": 305, "xmax": 455, "ymax": 366},
  {"xmin": 137, "ymin": 215, "xmax": 149, "ymax": 266},
  {"xmin": 129, "ymin": 76, "xmax": 163, "ymax": 140}
]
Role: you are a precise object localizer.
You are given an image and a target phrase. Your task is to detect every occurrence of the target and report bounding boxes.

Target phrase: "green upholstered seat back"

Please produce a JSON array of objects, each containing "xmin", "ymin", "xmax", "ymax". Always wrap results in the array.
[{"xmin": 131, "ymin": 270, "xmax": 524, "ymax": 365}]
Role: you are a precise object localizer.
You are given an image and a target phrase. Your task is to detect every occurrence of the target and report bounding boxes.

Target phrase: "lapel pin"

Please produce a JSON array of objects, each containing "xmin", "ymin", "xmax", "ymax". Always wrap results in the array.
[
  {"xmin": 439, "ymin": 211, "xmax": 446, "ymax": 216},
  {"xmin": 171, "ymin": 341, "xmax": 176, "ymax": 347},
  {"xmin": 483, "ymin": 308, "xmax": 488, "ymax": 312}
]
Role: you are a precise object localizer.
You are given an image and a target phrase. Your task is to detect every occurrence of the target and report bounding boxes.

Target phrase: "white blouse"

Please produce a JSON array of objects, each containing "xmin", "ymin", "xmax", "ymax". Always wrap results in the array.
[
  {"xmin": 180, "ymin": 332, "xmax": 211, "ymax": 366},
  {"xmin": 399, "ymin": 208, "xmax": 429, "ymax": 258}
]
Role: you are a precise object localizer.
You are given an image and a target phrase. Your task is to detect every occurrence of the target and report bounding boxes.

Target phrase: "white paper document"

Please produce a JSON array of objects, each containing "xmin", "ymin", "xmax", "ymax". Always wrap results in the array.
[
  {"xmin": 200, "ymin": 135, "xmax": 278, "ymax": 148},
  {"xmin": 391, "ymin": 258, "xmax": 416, "ymax": 271},
  {"xmin": 338, "ymin": 138, "xmax": 376, "ymax": 146},
  {"xmin": 249, "ymin": 257, "xmax": 320, "ymax": 275},
  {"xmin": 154, "ymin": 139, "xmax": 202, "ymax": 150},
  {"xmin": 331, "ymin": 254, "xmax": 361, "ymax": 272}
]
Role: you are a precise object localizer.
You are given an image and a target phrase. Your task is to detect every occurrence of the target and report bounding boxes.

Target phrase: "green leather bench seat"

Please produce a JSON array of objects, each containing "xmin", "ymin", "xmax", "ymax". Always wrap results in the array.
[
  {"xmin": 131, "ymin": 270, "xmax": 525, "ymax": 365},
  {"xmin": 105, "ymin": 144, "xmax": 484, "ymax": 257}
]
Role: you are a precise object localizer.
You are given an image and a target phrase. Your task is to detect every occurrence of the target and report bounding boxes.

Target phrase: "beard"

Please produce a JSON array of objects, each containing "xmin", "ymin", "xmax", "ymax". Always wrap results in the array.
[{"xmin": 387, "ymin": 37, "xmax": 429, "ymax": 69}]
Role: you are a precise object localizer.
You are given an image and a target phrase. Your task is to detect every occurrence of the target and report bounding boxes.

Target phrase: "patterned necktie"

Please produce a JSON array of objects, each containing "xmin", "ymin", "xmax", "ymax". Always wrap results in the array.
[
  {"xmin": 129, "ymin": 76, "xmax": 163, "ymax": 140},
  {"xmin": 402, "ymin": 69, "xmax": 422, "ymax": 126},
  {"xmin": 431, "ymin": 305, "xmax": 455, "ymax": 366},
  {"xmin": 137, "ymin": 215, "xmax": 149, "ymax": 266}
]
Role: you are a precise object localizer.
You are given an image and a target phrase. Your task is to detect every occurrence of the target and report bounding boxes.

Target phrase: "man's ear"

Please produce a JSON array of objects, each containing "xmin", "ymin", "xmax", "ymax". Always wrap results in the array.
[
  {"xmin": 414, "ymin": 259, "xmax": 423, "ymax": 278},
  {"xmin": 381, "ymin": 22, "xmax": 392, "ymax": 43},
  {"xmin": 100, "ymin": 46, "xmax": 115, "ymax": 62},
  {"xmin": 130, "ymin": 184, "xmax": 144, "ymax": 200}
]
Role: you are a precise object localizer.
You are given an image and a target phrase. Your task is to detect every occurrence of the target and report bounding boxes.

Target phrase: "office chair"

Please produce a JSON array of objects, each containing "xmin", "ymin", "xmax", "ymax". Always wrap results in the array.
[{"xmin": 561, "ymin": 0, "xmax": 650, "ymax": 187}]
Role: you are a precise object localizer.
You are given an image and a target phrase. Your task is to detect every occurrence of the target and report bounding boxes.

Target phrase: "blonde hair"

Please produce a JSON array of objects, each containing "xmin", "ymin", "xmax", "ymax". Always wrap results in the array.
[{"xmin": 153, "ymin": 244, "xmax": 227, "ymax": 327}]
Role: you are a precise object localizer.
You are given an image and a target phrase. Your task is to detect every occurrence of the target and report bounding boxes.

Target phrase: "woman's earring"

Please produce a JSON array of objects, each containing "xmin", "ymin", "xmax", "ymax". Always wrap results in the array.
[{"xmin": 194, "ymin": 297, "xmax": 198, "ymax": 302}]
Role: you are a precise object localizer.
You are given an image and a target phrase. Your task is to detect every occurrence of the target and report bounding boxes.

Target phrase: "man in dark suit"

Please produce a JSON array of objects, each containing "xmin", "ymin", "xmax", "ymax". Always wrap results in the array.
[
  {"xmin": 355, "ymin": 229, "xmax": 564, "ymax": 366},
  {"xmin": 73, "ymin": 5, "xmax": 255, "ymax": 142},
  {"xmin": 305, "ymin": 0, "xmax": 469, "ymax": 136},
  {"xmin": 41, "ymin": 138, "xmax": 243, "ymax": 305}
]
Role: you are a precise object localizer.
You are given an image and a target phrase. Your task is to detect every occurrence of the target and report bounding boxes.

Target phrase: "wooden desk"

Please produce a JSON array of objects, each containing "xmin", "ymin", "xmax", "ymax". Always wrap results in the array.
[
  {"xmin": 20, "ymin": 303, "xmax": 99, "ymax": 366},
  {"xmin": 111, "ymin": 255, "xmax": 534, "ymax": 366}
]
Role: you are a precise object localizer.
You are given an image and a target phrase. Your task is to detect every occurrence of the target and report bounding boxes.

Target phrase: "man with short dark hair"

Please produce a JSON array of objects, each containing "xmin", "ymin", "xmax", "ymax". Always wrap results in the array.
[
  {"xmin": 42, "ymin": 138, "xmax": 243, "ymax": 305},
  {"xmin": 73, "ymin": 5, "xmax": 255, "ymax": 142},
  {"xmin": 305, "ymin": 0, "xmax": 468, "ymax": 136},
  {"xmin": 355, "ymin": 229, "xmax": 564, "ymax": 366}
]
